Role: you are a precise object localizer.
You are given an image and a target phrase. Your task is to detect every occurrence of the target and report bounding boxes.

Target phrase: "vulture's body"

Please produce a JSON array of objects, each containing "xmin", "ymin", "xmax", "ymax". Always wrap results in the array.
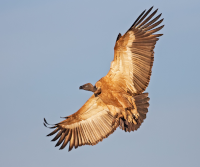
[{"xmin": 44, "ymin": 6, "xmax": 164, "ymax": 151}]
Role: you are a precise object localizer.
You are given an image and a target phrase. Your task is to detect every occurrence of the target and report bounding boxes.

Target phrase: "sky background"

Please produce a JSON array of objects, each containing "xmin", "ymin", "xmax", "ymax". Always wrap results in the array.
[{"xmin": 1, "ymin": 0, "xmax": 200, "ymax": 167}]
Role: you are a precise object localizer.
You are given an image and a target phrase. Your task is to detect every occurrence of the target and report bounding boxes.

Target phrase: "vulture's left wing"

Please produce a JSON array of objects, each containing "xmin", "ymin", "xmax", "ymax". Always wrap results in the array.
[
  {"xmin": 44, "ymin": 94, "xmax": 118, "ymax": 151},
  {"xmin": 106, "ymin": 7, "xmax": 164, "ymax": 95}
]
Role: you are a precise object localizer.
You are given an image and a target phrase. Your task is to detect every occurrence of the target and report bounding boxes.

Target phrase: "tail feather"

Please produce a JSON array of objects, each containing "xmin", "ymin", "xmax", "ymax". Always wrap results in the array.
[{"xmin": 119, "ymin": 92, "xmax": 150, "ymax": 132}]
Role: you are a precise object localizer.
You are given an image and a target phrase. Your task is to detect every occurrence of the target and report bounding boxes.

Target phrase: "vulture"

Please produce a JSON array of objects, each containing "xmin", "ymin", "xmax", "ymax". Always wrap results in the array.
[{"xmin": 44, "ymin": 6, "xmax": 164, "ymax": 151}]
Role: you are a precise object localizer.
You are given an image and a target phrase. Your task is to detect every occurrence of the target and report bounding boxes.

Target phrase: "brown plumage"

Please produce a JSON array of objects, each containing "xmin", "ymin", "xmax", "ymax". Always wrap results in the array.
[{"xmin": 44, "ymin": 6, "xmax": 164, "ymax": 151}]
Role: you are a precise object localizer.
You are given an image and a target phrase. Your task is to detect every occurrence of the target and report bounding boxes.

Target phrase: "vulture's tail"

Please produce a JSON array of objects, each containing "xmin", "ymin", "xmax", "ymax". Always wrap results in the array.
[{"xmin": 119, "ymin": 92, "xmax": 149, "ymax": 132}]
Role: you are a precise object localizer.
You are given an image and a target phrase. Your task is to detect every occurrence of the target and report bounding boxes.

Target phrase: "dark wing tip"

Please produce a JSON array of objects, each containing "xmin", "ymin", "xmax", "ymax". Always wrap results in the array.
[
  {"xmin": 59, "ymin": 142, "xmax": 67, "ymax": 150},
  {"xmin": 44, "ymin": 118, "xmax": 49, "ymax": 125},
  {"xmin": 127, "ymin": 6, "xmax": 156, "ymax": 32},
  {"xmin": 68, "ymin": 144, "xmax": 74, "ymax": 152},
  {"xmin": 128, "ymin": 9, "xmax": 146, "ymax": 31},
  {"xmin": 55, "ymin": 142, "xmax": 61, "ymax": 147},
  {"xmin": 43, "ymin": 123, "xmax": 47, "ymax": 127},
  {"xmin": 116, "ymin": 33, "xmax": 122, "ymax": 42},
  {"xmin": 149, "ymin": 6, "xmax": 154, "ymax": 11},
  {"xmin": 59, "ymin": 146, "xmax": 65, "ymax": 150},
  {"xmin": 44, "ymin": 118, "xmax": 57, "ymax": 129},
  {"xmin": 44, "ymin": 117, "xmax": 57, "ymax": 128}
]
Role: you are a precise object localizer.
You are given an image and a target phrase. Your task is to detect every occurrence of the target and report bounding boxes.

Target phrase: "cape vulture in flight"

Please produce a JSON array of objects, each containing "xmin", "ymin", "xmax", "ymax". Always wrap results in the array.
[{"xmin": 44, "ymin": 6, "xmax": 164, "ymax": 151}]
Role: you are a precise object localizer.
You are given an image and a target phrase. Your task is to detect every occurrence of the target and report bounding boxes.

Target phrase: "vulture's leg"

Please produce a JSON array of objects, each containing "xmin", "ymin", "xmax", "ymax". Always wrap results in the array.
[
  {"xmin": 129, "ymin": 98, "xmax": 139, "ymax": 119},
  {"xmin": 119, "ymin": 94, "xmax": 140, "ymax": 124},
  {"xmin": 122, "ymin": 94, "xmax": 139, "ymax": 119},
  {"xmin": 111, "ymin": 92, "xmax": 136, "ymax": 123},
  {"xmin": 124, "ymin": 108, "xmax": 133, "ymax": 123}
]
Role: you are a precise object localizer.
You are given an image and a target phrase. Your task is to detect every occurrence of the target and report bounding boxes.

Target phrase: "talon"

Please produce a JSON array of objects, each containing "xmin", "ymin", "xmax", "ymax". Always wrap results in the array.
[
  {"xmin": 133, "ymin": 113, "xmax": 139, "ymax": 119},
  {"xmin": 132, "ymin": 113, "xmax": 139, "ymax": 125},
  {"xmin": 123, "ymin": 108, "xmax": 134, "ymax": 123}
]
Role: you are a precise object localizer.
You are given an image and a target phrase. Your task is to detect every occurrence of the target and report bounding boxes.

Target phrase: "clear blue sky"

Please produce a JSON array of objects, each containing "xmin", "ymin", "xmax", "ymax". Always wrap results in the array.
[{"xmin": 1, "ymin": 0, "xmax": 200, "ymax": 167}]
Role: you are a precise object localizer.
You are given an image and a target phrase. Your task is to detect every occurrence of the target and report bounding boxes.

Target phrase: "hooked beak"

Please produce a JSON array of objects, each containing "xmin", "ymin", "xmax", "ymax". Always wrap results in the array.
[{"xmin": 79, "ymin": 85, "xmax": 83, "ymax": 89}]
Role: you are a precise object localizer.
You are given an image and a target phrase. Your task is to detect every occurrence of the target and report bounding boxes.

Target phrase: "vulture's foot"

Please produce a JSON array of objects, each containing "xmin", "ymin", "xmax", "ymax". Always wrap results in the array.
[
  {"xmin": 131, "ymin": 108, "xmax": 139, "ymax": 125},
  {"xmin": 131, "ymin": 108, "xmax": 139, "ymax": 119},
  {"xmin": 123, "ymin": 108, "xmax": 134, "ymax": 123},
  {"xmin": 122, "ymin": 108, "xmax": 139, "ymax": 125}
]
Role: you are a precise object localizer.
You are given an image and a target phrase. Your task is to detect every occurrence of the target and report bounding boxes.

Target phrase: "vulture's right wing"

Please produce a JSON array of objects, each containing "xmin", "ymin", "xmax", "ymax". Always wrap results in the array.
[{"xmin": 44, "ymin": 94, "xmax": 118, "ymax": 151}]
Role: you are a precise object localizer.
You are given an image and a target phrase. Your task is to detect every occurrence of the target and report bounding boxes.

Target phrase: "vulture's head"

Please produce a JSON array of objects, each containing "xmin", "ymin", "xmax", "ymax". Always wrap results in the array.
[{"xmin": 79, "ymin": 83, "xmax": 97, "ymax": 92}]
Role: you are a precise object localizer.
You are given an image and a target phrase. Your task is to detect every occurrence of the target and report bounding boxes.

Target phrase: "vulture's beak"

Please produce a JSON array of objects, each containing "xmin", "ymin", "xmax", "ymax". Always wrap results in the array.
[{"xmin": 79, "ymin": 86, "xmax": 83, "ymax": 89}]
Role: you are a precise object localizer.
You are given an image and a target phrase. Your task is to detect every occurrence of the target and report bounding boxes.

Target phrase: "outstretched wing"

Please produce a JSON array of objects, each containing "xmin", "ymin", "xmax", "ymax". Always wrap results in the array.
[
  {"xmin": 106, "ymin": 6, "xmax": 164, "ymax": 95},
  {"xmin": 44, "ymin": 94, "xmax": 118, "ymax": 151}
]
